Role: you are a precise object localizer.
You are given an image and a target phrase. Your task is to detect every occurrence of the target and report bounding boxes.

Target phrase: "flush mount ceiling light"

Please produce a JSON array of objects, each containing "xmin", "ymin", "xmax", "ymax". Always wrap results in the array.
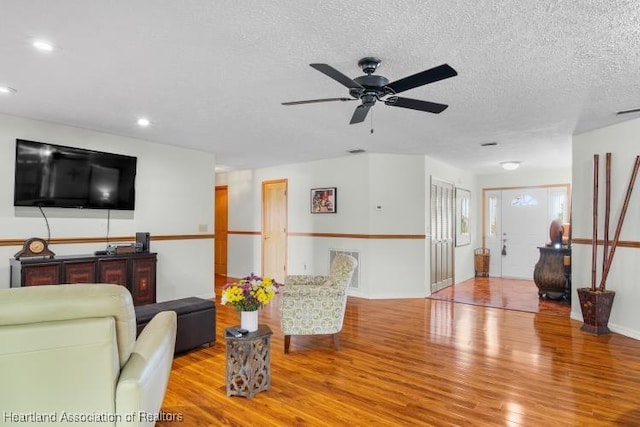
[
  {"xmin": 500, "ymin": 161, "xmax": 521, "ymax": 171},
  {"xmin": 32, "ymin": 39, "xmax": 57, "ymax": 52},
  {"xmin": 137, "ymin": 118, "xmax": 151, "ymax": 127},
  {"xmin": 0, "ymin": 86, "xmax": 17, "ymax": 95}
]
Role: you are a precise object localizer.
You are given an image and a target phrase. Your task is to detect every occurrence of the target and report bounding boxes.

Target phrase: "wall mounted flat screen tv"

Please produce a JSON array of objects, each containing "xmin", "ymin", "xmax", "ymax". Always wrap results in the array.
[{"xmin": 14, "ymin": 139, "xmax": 137, "ymax": 210}]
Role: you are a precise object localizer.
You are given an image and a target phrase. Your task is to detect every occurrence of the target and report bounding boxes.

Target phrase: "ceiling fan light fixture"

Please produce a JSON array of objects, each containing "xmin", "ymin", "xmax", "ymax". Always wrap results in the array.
[
  {"xmin": 501, "ymin": 161, "xmax": 521, "ymax": 171},
  {"xmin": 282, "ymin": 58, "xmax": 457, "ymax": 125}
]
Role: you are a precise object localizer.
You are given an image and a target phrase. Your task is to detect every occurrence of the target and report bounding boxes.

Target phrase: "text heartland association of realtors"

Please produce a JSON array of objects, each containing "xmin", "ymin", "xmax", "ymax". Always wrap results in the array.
[{"xmin": 3, "ymin": 410, "xmax": 184, "ymax": 423}]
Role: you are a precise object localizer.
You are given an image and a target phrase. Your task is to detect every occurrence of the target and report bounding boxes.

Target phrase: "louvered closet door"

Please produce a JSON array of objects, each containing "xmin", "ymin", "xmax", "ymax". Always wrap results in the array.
[{"xmin": 430, "ymin": 179, "xmax": 454, "ymax": 293}]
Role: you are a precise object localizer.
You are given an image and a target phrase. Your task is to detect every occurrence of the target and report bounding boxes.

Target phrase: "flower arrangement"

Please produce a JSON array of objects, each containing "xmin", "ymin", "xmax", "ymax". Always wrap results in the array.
[{"xmin": 221, "ymin": 273, "xmax": 280, "ymax": 312}]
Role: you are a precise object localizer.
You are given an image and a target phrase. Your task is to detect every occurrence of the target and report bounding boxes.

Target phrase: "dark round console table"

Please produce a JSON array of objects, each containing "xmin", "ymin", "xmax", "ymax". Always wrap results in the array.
[{"xmin": 533, "ymin": 246, "xmax": 571, "ymax": 302}]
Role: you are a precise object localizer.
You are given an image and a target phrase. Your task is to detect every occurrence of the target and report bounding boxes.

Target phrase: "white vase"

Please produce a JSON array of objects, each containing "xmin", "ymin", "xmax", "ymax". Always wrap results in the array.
[{"xmin": 240, "ymin": 310, "xmax": 259, "ymax": 332}]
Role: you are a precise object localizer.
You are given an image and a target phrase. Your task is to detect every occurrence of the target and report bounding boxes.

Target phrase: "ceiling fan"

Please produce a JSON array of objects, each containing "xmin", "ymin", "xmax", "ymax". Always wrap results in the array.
[{"xmin": 282, "ymin": 57, "xmax": 457, "ymax": 124}]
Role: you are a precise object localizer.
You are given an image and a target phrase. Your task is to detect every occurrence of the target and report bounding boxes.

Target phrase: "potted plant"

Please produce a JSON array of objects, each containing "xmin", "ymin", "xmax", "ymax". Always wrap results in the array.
[
  {"xmin": 578, "ymin": 153, "xmax": 640, "ymax": 335},
  {"xmin": 220, "ymin": 273, "xmax": 280, "ymax": 332}
]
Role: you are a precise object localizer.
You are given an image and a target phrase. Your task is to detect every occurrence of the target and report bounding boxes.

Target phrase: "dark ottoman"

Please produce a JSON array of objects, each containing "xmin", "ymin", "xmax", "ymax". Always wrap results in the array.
[{"xmin": 135, "ymin": 297, "xmax": 215, "ymax": 353}]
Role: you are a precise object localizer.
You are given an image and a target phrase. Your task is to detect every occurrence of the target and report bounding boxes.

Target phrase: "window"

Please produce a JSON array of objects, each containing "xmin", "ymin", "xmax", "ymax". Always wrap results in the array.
[
  {"xmin": 549, "ymin": 190, "xmax": 567, "ymax": 222},
  {"xmin": 511, "ymin": 193, "xmax": 538, "ymax": 206},
  {"xmin": 488, "ymin": 195, "xmax": 498, "ymax": 237}
]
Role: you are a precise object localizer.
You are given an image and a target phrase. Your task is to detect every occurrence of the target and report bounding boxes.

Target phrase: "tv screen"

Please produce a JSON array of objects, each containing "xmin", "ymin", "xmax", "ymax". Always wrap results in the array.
[{"xmin": 14, "ymin": 139, "xmax": 137, "ymax": 210}]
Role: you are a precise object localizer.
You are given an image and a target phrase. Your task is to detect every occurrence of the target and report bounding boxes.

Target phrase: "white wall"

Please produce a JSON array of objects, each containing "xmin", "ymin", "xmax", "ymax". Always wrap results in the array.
[
  {"xmin": 222, "ymin": 152, "xmax": 480, "ymax": 299},
  {"xmin": 368, "ymin": 154, "xmax": 427, "ymax": 298},
  {"xmin": 0, "ymin": 114, "xmax": 216, "ymax": 301},
  {"xmin": 478, "ymin": 168, "xmax": 571, "ymax": 189},
  {"xmin": 572, "ymin": 118, "xmax": 640, "ymax": 339},
  {"xmin": 369, "ymin": 154, "xmax": 426, "ymax": 234},
  {"xmin": 224, "ymin": 154, "xmax": 429, "ymax": 298}
]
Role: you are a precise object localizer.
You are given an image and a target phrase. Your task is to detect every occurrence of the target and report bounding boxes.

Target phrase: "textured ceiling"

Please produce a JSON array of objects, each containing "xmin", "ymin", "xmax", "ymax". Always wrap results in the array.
[{"xmin": 1, "ymin": 1, "xmax": 639, "ymax": 173}]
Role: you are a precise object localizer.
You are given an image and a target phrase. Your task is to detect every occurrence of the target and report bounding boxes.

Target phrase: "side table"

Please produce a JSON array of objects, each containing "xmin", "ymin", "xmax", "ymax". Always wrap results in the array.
[{"xmin": 225, "ymin": 325, "xmax": 273, "ymax": 398}]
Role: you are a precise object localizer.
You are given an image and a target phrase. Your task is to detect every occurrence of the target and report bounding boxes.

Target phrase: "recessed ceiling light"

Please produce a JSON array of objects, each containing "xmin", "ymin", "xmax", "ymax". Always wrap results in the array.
[
  {"xmin": 32, "ymin": 39, "xmax": 57, "ymax": 52},
  {"xmin": 500, "ymin": 161, "xmax": 521, "ymax": 171},
  {"xmin": 0, "ymin": 86, "xmax": 17, "ymax": 94},
  {"xmin": 137, "ymin": 118, "xmax": 151, "ymax": 127}
]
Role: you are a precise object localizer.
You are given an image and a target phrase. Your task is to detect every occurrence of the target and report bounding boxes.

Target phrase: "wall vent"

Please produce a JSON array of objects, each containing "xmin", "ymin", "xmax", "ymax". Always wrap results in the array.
[{"xmin": 329, "ymin": 249, "xmax": 360, "ymax": 289}]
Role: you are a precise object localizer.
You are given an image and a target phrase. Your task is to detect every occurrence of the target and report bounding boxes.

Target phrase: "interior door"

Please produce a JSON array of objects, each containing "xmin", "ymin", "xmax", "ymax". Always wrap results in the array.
[
  {"xmin": 214, "ymin": 186, "xmax": 228, "ymax": 276},
  {"xmin": 262, "ymin": 179, "xmax": 287, "ymax": 283},
  {"xmin": 430, "ymin": 179, "xmax": 454, "ymax": 293}
]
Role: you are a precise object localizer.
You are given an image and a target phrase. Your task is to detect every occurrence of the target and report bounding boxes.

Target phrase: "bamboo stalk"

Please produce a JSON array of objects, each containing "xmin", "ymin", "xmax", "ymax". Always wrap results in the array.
[
  {"xmin": 602, "ymin": 152, "xmax": 611, "ymax": 274},
  {"xmin": 591, "ymin": 154, "xmax": 599, "ymax": 292},
  {"xmin": 599, "ymin": 155, "xmax": 640, "ymax": 291}
]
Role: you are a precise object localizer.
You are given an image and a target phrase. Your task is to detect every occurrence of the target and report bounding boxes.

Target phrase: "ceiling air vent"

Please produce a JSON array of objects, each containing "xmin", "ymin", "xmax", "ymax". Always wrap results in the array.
[{"xmin": 347, "ymin": 149, "xmax": 366, "ymax": 154}]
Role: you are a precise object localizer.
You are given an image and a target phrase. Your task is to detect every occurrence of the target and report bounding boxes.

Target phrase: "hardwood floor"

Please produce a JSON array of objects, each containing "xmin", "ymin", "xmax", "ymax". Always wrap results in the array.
[
  {"xmin": 158, "ymin": 277, "xmax": 640, "ymax": 426},
  {"xmin": 430, "ymin": 277, "xmax": 571, "ymax": 317}
]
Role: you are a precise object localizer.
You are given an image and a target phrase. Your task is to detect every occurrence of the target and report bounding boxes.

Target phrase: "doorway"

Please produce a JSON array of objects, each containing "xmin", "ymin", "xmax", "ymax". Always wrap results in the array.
[
  {"xmin": 262, "ymin": 179, "xmax": 288, "ymax": 283},
  {"xmin": 214, "ymin": 186, "xmax": 228, "ymax": 276},
  {"xmin": 483, "ymin": 185, "xmax": 569, "ymax": 279}
]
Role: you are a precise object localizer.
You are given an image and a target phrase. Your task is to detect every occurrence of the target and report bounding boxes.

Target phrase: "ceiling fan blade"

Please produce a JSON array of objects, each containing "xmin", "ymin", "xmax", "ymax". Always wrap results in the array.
[
  {"xmin": 616, "ymin": 108, "xmax": 640, "ymax": 115},
  {"xmin": 386, "ymin": 64, "xmax": 457, "ymax": 95},
  {"xmin": 282, "ymin": 97, "xmax": 354, "ymax": 106},
  {"xmin": 385, "ymin": 97, "xmax": 448, "ymax": 113},
  {"xmin": 310, "ymin": 63, "xmax": 364, "ymax": 89},
  {"xmin": 350, "ymin": 105, "xmax": 370, "ymax": 124}
]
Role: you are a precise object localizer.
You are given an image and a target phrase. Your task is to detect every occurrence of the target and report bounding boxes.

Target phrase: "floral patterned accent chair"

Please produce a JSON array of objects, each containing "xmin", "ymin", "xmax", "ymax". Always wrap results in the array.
[{"xmin": 280, "ymin": 253, "xmax": 358, "ymax": 353}]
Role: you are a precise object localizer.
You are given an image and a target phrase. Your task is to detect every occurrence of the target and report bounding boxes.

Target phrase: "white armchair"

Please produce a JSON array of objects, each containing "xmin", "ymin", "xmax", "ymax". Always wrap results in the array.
[
  {"xmin": 0, "ymin": 284, "xmax": 177, "ymax": 427},
  {"xmin": 280, "ymin": 254, "xmax": 357, "ymax": 353}
]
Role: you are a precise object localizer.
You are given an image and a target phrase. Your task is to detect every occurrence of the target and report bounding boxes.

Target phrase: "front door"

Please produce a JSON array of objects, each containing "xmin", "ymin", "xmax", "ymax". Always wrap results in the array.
[
  {"xmin": 262, "ymin": 179, "xmax": 287, "ymax": 283},
  {"xmin": 500, "ymin": 187, "xmax": 549, "ymax": 278}
]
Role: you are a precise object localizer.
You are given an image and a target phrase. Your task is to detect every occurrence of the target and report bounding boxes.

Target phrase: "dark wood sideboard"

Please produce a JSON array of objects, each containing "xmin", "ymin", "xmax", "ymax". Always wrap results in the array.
[{"xmin": 10, "ymin": 252, "xmax": 157, "ymax": 305}]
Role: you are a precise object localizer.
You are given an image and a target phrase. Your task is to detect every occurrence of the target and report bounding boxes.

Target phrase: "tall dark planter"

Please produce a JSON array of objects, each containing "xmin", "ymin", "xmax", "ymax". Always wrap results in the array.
[{"xmin": 577, "ymin": 288, "xmax": 615, "ymax": 335}]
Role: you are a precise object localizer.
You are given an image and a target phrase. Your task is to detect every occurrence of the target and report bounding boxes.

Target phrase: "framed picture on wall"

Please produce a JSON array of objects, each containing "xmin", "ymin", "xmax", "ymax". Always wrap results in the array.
[
  {"xmin": 311, "ymin": 187, "xmax": 337, "ymax": 213},
  {"xmin": 455, "ymin": 187, "xmax": 471, "ymax": 246}
]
